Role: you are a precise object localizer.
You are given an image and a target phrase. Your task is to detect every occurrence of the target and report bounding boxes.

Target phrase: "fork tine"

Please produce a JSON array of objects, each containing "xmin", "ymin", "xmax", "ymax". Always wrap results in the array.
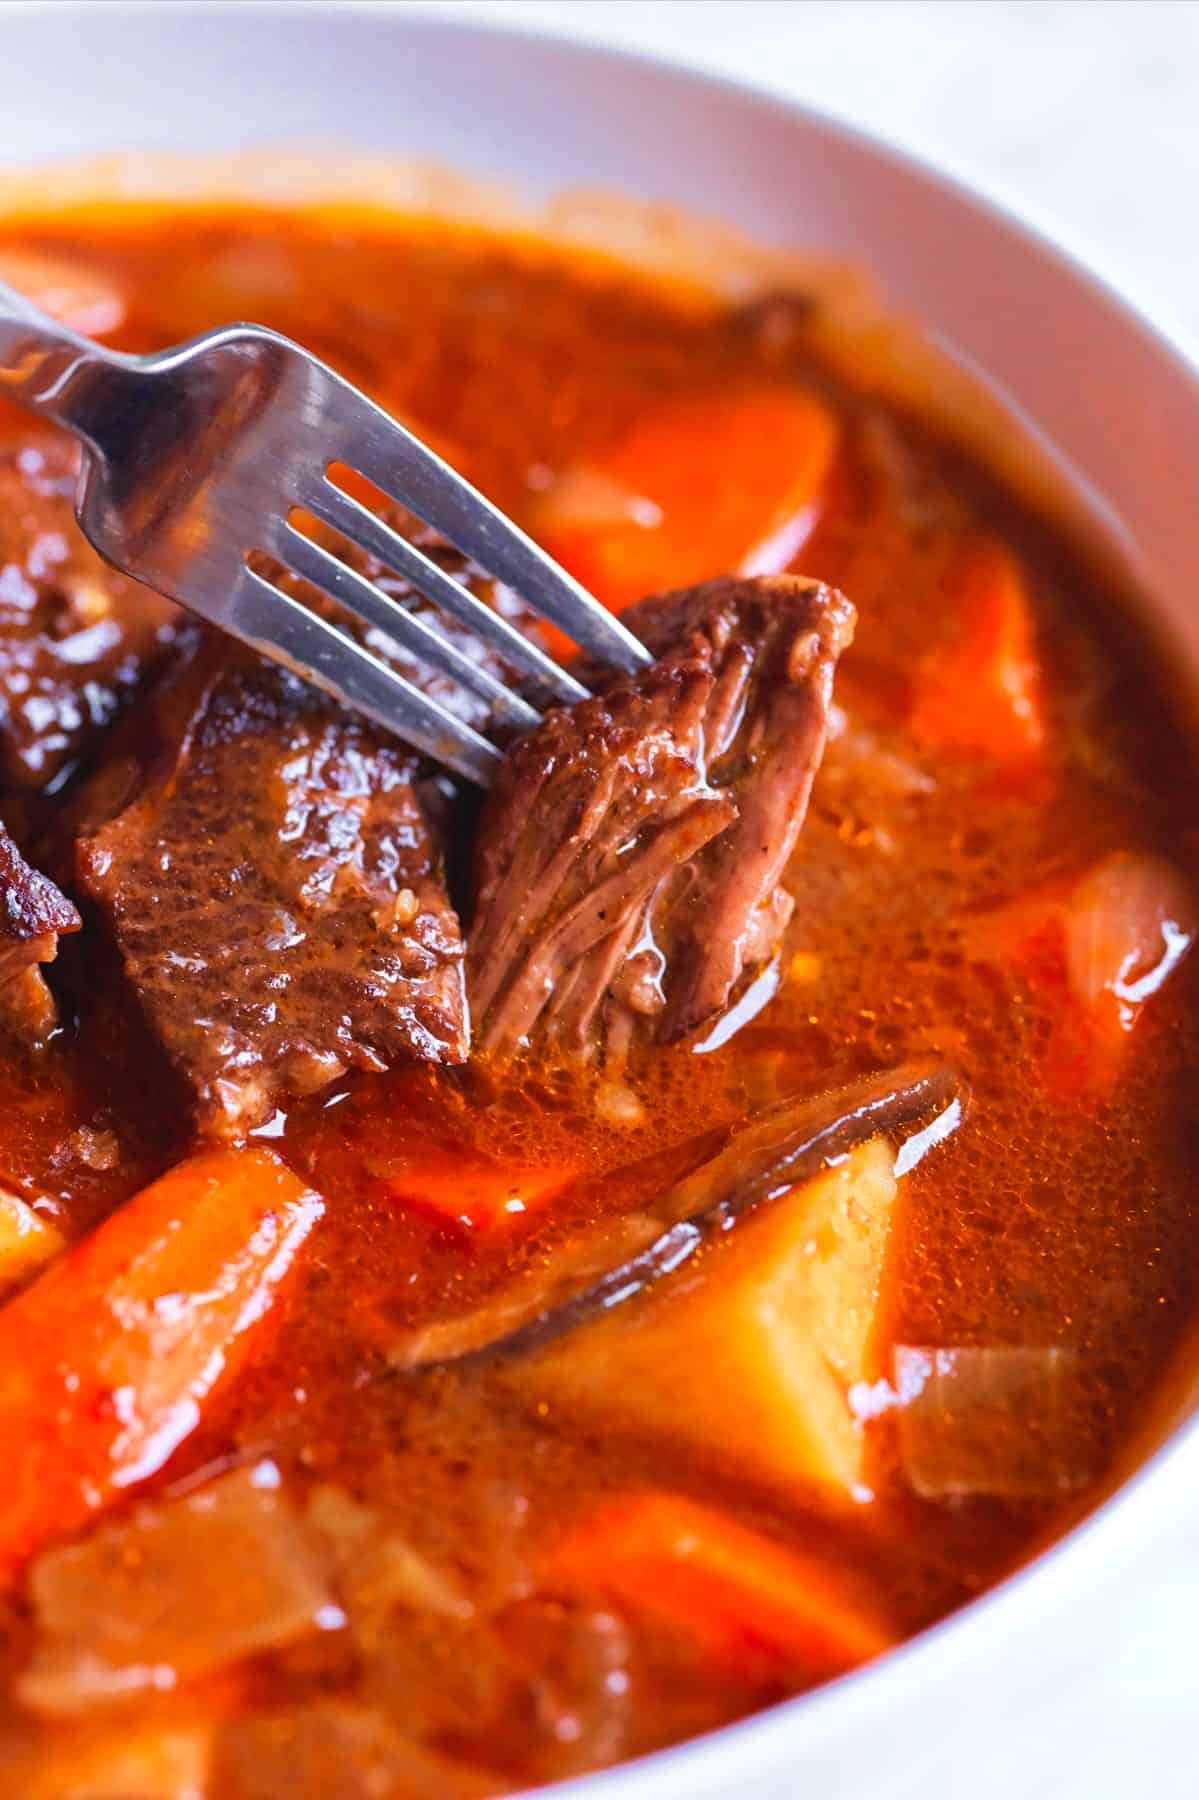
[
  {"xmin": 297, "ymin": 475, "xmax": 588, "ymax": 709},
  {"xmin": 327, "ymin": 387, "xmax": 653, "ymax": 674},
  {"xmin": 272, "ymin": 520, "xmax": 541, "ymax": 735},
  {"xmin": 230, "ymin": 564, "xmax": 502, "ymax": 786}
]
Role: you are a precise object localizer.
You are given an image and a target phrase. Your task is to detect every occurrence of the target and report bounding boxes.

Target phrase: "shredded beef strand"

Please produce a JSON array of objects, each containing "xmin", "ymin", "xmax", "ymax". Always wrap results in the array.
[
  {"xmin": 469, "ymin": 574, "xmax": 855, "ymax": 1060},
  {"xmin": 0, "ymin": 822, "xmax": 80, "ymax": 1045}
]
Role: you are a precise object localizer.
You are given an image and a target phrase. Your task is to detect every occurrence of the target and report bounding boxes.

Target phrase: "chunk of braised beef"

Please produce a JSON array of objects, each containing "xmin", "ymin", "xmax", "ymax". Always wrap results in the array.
[
  {"xmin": 69, "ymin": 632, "xmax": 467, "ymax": 1138},
  {"xmin": 0, "ymin": 438, "xmax": 179, "ymax": 803},
  {"xmin": 0, "ymin": 822, "xmax": 80, "ymax": 1045},
  {"xmin": 469, "ymin": 575, "xmax": 855, "ymax": 1058}
]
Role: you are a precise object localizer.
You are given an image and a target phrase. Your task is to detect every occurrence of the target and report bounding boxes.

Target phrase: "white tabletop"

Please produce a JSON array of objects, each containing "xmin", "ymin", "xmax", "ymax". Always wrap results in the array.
[{"xmin": 391, "ymin": 0, "xmax": 1199, "ymax": 341}]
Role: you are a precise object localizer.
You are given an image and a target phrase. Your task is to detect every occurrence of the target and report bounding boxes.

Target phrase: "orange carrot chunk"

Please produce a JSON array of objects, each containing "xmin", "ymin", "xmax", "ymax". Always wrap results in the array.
[
  {"xmin": 0, "ymin": 1147, "xmax": 323, "ymax": 1581},
  {"xmin": 534, "ymin": 382, "xmax": 839, "ymax": 616},
  {"xmin": 910, "ymin": 534, "xmax": 1045, "ymax": 768},
  {"xmin": 378, "ymin": 1146, "xmax": 576, "ymax": 1234},
  {"xmin": 543, "ymin": 1492, "xmax": 894, "ymax": 1684}
]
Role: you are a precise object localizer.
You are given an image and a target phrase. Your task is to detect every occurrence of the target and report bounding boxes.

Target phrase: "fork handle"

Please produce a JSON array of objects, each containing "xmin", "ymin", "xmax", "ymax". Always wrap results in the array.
[{"xmin": 0, "ymin": 279, "xmax": 115, "ymax": 437}]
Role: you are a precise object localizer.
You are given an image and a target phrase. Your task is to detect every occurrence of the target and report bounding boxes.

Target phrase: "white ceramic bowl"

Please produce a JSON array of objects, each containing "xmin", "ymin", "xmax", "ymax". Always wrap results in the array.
[{"xmin": 4, "ymin": 7, "xmax": 1198, "ymax": 1797}]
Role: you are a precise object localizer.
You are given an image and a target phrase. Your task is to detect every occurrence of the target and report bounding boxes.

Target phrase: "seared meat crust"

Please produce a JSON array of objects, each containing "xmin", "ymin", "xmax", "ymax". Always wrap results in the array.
[{"xmin": 71, "ymin": 635, "xmax": 468, "ymax": 1137}]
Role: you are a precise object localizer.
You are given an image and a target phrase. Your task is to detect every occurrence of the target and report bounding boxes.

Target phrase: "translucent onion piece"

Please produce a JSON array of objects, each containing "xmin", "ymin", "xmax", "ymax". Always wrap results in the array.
[
  {"xmin": 307, "ymin": 1485, "xmax": 474, "ymax": 1626},
  {"xmin": 893, "ymin": 1346, "xmax": 1097, "ymax": 1500},
  {"xmin": 2, "ymin": 1719, "xmax": 212, "ymax": 1800},
  {"xmin": 19, "ymin": 1464, "xmax": 339, "ymax": 1714},
  {"xmin": 211, "ymin": 1701, "xmax": 508, "ymax": 1800},
  {"xmin": 498, "ymin": 1598, "xmax": 635, "ymax": 1782},
  {"xmin": 305, "ymin": 1487, "xmax": 531, "ymax": 1750},
  {"xmin": 1064, "ymin": 850, "xmax": 1196, "ymax": 1031}
]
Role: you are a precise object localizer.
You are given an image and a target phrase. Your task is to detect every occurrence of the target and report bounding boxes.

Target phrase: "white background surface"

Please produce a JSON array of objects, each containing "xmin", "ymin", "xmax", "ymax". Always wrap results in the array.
[{"xmin": 391, "ymin": 0, "xmax": 1199, "ymax": 338}]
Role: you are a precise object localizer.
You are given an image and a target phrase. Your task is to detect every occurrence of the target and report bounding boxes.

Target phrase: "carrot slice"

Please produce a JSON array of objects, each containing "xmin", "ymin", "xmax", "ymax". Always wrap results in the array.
[
  {"xmin": 0, "ymin": 1147, "xmax": 322, "ymax": 1581},
  {"xmin": 543, "ymin": 1492, "xmax": 893, "ymax": 1684},
  {"xmin": 910, "ymin": 534, "xmax": 1046, "ymax": 770},
  {"xmin": 378, "ymin": 1147, "xmax": 576, "ymax": 1234},
  {"xmin": 534, "ymin": 382, "xmax": 839, "ymax": 616}
]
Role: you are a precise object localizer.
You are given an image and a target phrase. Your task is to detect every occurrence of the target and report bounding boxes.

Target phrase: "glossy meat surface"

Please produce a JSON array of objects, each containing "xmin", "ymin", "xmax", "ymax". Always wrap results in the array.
[
  {"xmin": 0, "ymin": 820, "xmax": 79, "ymax": 1044},
  {"xmin": 0, "ymin": 439, "xmax": 178, "ymax": 802},
  {"xmin": 470, "ymin": 575, "xmax": 854, "ymax": 1056},
  {"xmin": 70, "ymin": 635, "xmax": 467, "ymax": 1136}
]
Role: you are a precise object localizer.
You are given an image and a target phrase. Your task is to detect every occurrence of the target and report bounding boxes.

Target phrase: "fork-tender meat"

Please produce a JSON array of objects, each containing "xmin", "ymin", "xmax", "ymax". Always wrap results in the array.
[
  {"xmin": 0, "ymin": 822, "xmax": 80, "ymax": 1045},
  {"xmin": 69, "ymin": 634, "xmax": 467, "ymax": 1138},
  {"xmin": 0, "ymin": 438, "xmax": 179, "ymax": 801},
  {"xmin": 469, "ymin": 575, "xmax": 855, "ymax": 1058}
]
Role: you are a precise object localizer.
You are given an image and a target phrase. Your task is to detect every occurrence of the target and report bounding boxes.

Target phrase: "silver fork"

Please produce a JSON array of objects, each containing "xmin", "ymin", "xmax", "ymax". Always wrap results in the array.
[{"xmin": 0, "ymin": 282, "xmax": 651, "ymax": 785}]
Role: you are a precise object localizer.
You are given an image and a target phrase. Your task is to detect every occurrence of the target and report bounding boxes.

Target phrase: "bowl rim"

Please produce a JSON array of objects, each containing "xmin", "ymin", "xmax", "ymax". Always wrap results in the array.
[{"xmin": 6, "ymin": 4, "xmax": 1199, "ymax": 1793}]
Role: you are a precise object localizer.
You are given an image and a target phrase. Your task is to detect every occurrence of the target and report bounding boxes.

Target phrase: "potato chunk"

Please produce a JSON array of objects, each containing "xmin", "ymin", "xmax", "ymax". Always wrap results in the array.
[
  {"xmin": 0, "ymin": 1189, "xmax": 62, "ymax": 1296},
  {"xmin": 518, "ymin": 1138, "xmax": 897, "ymax": 1501}
]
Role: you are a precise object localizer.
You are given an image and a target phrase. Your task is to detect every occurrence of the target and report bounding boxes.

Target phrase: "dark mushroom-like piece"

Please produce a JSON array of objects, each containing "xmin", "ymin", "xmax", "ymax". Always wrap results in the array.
[{"xmin": 392, "ymin": 1062, "xmax": 964, "ymax": 1370}]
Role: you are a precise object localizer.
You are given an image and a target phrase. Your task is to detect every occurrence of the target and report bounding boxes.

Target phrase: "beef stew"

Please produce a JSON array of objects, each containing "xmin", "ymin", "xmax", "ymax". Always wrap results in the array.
[{"xmin": 0, "ymin": 205, "xmax": 1195, "ymax": 1796}]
